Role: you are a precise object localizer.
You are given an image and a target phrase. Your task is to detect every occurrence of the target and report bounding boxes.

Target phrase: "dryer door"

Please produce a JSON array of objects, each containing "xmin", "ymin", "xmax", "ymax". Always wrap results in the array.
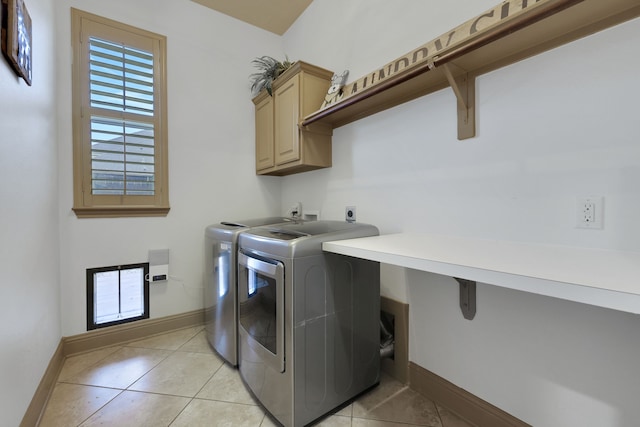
[{"xmin": 238, "ymin": 251, "xmax": 285, "ymax": 373}]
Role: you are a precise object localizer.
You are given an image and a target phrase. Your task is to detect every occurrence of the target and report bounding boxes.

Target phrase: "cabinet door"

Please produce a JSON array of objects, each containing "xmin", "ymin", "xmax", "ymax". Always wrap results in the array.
[
  {"xmin": 274, "ymin": 75, "xmax": 300, "ymax": 166},
  {"xmin": 255, "ymin": 94, "xmax": 274, "ymax": 171}
]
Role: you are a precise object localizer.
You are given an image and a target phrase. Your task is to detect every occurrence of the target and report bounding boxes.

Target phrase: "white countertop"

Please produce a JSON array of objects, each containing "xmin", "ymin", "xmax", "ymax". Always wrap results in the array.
[{"xmin": 322, "ymin": 233, "xmax": 640, "ymax": 314}]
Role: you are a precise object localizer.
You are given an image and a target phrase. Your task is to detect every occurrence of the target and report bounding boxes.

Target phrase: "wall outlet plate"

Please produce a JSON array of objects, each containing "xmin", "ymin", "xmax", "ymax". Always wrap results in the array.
[
  {"xmin": 289, "ymin": 202, "xmax": 302, "ymax": 218},
  {"xmin": 576, "ymin": 196, "xmax": 603, "ymax": 229},
  {"xmin": 345, "ymin": 206, "xmax": 356, "ymax": 222}
]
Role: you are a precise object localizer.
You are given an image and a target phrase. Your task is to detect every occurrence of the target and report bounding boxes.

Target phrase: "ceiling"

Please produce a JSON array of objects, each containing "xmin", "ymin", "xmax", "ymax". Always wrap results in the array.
[{"xmin": 191, "ymin": 0, "xmax": 314, "ymax": 35}]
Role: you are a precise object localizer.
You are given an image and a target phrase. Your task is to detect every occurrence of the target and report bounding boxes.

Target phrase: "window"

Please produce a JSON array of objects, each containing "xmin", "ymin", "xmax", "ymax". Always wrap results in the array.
[
  {"xmin": 87, "ymin": 263, "xmax": 149, "ymax": 330},
  {"xmin": 71, "ymin": 9, "xmax": 169, "ymax": 218}
]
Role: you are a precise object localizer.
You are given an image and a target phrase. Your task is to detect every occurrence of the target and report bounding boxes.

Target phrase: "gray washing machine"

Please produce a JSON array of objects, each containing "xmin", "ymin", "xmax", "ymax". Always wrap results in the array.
[
  {"xmin": 237, "ymin": 220, "xmax": 380, "ymax": 427},
  {"xmin": 204, "ymin": 217, "xmax": 294, "ymax": 366}
]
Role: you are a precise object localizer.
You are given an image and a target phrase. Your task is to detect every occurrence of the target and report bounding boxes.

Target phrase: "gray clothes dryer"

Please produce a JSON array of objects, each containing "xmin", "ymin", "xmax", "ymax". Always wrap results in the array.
[
  {"xmin": 204, "ymin": 217, "xmax": 293, "ymax": 366},
  {"xmin": 237, "ymin": 220, "xmax": 380, "ymax": 427}
]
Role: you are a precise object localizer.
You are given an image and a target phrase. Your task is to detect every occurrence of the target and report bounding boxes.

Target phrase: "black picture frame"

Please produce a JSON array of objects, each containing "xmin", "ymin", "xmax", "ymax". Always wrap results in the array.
[{"xmin": 1, "ymin": 0, "xmax": 32, "ymax": 85}]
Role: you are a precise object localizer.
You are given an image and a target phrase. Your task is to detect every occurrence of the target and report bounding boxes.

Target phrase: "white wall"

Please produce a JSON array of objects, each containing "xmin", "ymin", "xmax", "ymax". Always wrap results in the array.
[
  {"xmin": 55, "ymin": 0, "xmax": 284, "ymax": 336},
  {"xmin": 281, "ymin": 1, "xmax": 640, "ymax": 426},
  {"xmin": 3, "ymin": 0, "xmax": 638, "ymax": 424},
  {"xmin": 0, "ymin": 0, "xmax": 60, "ymax": 424}
]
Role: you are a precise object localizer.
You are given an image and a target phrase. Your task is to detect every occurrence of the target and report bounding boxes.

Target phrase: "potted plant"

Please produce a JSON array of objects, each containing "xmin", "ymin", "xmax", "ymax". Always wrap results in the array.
[{"xmin": 250, "ymin": 55, "xmax": 293, "ymax": 97}]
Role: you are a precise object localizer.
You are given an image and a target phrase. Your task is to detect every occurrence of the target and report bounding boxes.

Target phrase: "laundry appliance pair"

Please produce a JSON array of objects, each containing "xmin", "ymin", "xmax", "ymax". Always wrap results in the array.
[{"xmin": 205, "ymin": 219, "xmax": 380, "ymax": 427}]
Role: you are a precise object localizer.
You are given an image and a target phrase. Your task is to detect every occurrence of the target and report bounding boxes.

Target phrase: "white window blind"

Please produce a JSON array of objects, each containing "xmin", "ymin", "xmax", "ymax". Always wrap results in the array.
[{"xmin": 88, "ymin": 37, "xmax": 155, "ymax": 196}]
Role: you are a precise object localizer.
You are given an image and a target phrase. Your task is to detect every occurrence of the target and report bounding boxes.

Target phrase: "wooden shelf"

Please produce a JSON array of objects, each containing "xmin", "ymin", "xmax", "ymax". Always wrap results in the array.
[
  {"xmin": 323, "ymin": 233, "xmax": 640, "ymax": 315},
  {"xmin": 302, "ymin": 0, "xmax": 640, "ymax": 136}
]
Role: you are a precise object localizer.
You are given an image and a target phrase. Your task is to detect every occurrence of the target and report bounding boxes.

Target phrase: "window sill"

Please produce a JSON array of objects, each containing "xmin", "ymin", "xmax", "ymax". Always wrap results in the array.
[{"xmin": 73, "ymin": 206, "xmax": 170, "ymax": 218}]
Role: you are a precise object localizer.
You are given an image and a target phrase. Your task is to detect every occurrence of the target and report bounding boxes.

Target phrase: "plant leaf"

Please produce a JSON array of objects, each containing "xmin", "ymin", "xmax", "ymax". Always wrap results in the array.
[{"xmin": 249, "ymin": 55, "xmax": 294, "ymax": 96}]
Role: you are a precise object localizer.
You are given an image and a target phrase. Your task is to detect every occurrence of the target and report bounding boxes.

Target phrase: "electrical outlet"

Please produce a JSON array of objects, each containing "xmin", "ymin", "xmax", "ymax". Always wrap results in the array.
[
  {"xmin": 345, "ymin": 206, "xmax": 356, "ymax": 222},
  {"xmin": 576, "ymin": 196, "xmax": 603, "ymax": 229},
  {"xmin": 289, "ymin": 202, "xmax": 302, "ymax": 219}
]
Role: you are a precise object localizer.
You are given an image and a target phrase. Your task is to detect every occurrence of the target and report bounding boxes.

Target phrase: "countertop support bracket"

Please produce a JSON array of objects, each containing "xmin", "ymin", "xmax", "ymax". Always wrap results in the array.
[
  {"xmin": 455, "ymin": 277, "xmax": 477, "ymax": 320},
  {"xmin": 441, "ymin": 63, "xmax": 476, "ymax": 140}
]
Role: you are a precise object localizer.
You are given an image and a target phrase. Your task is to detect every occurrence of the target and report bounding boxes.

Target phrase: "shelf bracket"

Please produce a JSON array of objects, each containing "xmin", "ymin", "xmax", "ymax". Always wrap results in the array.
[
  {"xmin": 441, "ymin": 63, "xmax": 476, "ymax": 140},
  {"xmin": 455, "ymin": 278, "xmax": 476, "ymax": 320}
]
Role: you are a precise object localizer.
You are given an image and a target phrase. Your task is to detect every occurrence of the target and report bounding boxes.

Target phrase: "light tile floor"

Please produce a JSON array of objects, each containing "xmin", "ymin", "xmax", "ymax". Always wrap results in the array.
[{"xmin": 39, "ymin": 326, "xmax": 475, "ymax": 426}]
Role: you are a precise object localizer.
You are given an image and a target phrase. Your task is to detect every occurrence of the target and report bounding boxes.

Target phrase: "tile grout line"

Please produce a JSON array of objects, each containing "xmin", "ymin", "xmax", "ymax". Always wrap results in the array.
[
  {"xmin": 434, "ymin": 402, "xmax": 445, "ymax": 427},
  {"xmin": 121, "ymin": 325, "xmax": 205, "ymax": 397},
  {"xmin": 45, "ymin": 327, "xmax": 460, "ymax": 427},
  {"xmin": 67, "ymin": 343, "xmax": 175, "ymax": 427},
  {"xmin": 164, "ymin": 329, "xmax": 226, "ymax": 426},
  {"xmin": 54, "ymin": 328, "xmax": 206, "ymax": 427},
  {"xmin": 173, "ymin": 359, "xmax": 219, "ymax": 423},
  {"xmin": 74, "ymin": 386, "xmax": 125, "ymax": 427}
]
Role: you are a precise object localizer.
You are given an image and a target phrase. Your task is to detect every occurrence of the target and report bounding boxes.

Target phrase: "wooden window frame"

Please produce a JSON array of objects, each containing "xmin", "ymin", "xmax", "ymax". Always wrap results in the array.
[{"xmin": 71, "ymin": 8, "xmax": 169, "ymax": 218}]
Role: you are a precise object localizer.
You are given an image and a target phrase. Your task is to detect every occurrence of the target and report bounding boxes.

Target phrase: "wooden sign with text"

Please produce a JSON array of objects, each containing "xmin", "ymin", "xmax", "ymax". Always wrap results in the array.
[{"xmin": 340, "ymin": 0, "xmax": 566, "ymax": 102}]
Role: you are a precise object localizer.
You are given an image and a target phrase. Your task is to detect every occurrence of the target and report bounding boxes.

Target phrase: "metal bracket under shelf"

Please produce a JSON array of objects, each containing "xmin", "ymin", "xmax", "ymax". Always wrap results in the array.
[
  {"xmin": 440, "ymin": 63, "xmax": 476, "ymax": 140},
  {"xmin": 455, "ymin": 278, "xmax": 477, "ymax": 320}
]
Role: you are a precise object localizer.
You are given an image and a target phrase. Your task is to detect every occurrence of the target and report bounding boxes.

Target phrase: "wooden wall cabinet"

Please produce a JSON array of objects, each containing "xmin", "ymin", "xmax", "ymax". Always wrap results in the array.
[
  {"xmin": 253, "ymin": 91, "xmax": 274, "ymax": 171},
  {"xmin": 252, "ymin": 61, "xmax": 333, "ymax": 176}
]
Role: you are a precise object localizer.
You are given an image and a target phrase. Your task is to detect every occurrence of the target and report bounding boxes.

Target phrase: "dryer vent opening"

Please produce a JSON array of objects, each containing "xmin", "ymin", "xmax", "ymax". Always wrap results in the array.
[
  {"xmin": 380, "ymin": 310, "xmax": 395, "ymax": 360},
  {"xmin": 380, "ymin": 297, "xmax": 409, "ymax": 384}
]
